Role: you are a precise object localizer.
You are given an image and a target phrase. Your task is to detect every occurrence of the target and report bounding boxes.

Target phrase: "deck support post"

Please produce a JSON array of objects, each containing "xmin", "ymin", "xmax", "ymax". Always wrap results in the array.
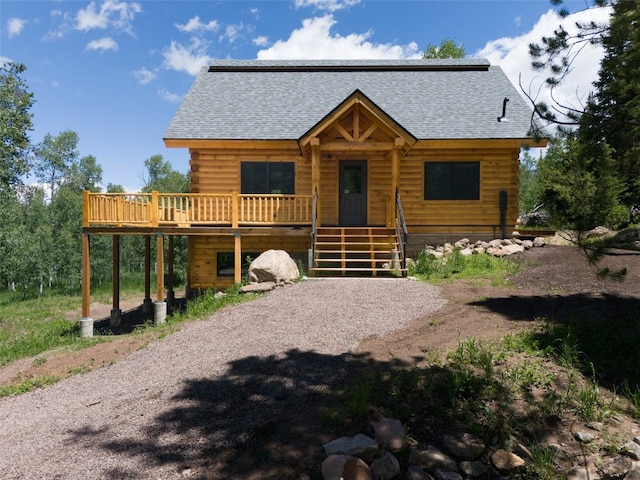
[
  {"xmin": 110, "ymin": 235, "xmax": 121, "ymax": 327},
  {"xmin": 80, "ymin": 232, "xmax": 93, "ymax": 338},
  {"xmin": 154, "ymin": 232, "xmax": 167, "ymax": 326},
  {"xmin": 234, "ymin": 231, "xmax": 242, "ymax": 284},
  {"xmin": 167, "ymin": 236, "xmax": 175, "ymax": 309},
  {"xmin": 143, "ymin": 236, "xmax": 152, "ymax": 314}
]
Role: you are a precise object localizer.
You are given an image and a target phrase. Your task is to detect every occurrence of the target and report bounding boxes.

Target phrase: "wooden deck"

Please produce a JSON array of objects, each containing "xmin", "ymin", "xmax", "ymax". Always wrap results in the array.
[{"xmin": 83, "ymin": 191, "xmax": 314, "ymax": 229}]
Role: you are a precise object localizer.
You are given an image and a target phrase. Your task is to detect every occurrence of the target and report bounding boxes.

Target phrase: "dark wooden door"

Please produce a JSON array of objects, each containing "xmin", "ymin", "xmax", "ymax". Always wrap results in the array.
[{"xmin": 339, "ymin": 160, "xmax": 367, "ymax": 225}]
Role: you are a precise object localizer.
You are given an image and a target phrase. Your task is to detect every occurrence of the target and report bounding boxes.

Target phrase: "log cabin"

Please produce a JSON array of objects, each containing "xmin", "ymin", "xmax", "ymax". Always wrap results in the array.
[{"xmin": 80, "ymin": 59, "xmax": 546, "ymax": 330}]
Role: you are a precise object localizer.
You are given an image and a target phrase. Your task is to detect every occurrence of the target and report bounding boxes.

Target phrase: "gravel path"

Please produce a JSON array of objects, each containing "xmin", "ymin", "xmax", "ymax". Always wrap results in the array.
[{"xmin": 0, "ymin": 278, "xmax": 445, "ymax": 479}]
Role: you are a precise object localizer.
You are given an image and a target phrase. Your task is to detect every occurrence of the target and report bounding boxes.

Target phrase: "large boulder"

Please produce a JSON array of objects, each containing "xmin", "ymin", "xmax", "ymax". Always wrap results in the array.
[{"xmin": 247, "ymin": 249, "xmax": 299, "ymax": 285}]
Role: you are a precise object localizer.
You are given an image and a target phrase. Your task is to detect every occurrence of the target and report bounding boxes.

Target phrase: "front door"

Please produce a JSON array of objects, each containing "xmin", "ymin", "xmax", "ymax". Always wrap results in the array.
[{"xmin": 339, "ymin": 160, "xmax": 367, "ymax": 225}]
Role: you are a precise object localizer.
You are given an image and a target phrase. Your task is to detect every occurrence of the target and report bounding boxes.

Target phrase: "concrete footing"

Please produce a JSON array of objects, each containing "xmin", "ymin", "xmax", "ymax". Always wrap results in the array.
[
  {"xmin": 154, "ymin": 301, "xmax": 167, "ymax": 326},
  {"xmin": 79, "ymin": 317, "xmax": 94, "ymax": 338}
]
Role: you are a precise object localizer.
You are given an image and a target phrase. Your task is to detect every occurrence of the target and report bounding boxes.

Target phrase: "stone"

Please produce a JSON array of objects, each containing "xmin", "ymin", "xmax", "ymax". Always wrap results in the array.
[
  {"xmin": 459, "ymin": 247, "xmax": 473, "ymax": 256},
  {"xmin": 373, "ymin": 417, "xmax": 406, "ymax": 452},
  {"xmin": 409, "ymin": 446, "xmax": 458, "ymax": 472},
  {"xmin": 566, "ymin": 466, "xmax": 597, "ymax": 480},
  {"xmin": 533, "ymin": 236, "xmax": 547, "ymax": 247},
  {"xmin": 431, "ymin": 469, "xmax": 463, "ymax": 480},
  {"xmin": 622, "ymin": 441, "xmax": 640, "ymax": 460},
  {"xmin": 488, "ymin": 239, "xmax": 503, "ymax": 248},
  {"xmin": 321, "ymin": 455, "xmax": 372, "ymax": 480},
  {"xmin": 405, "ymin": 466, "xmax": 434, "ymax": 480},
  {"xmin": 598, "ymin": 456, "xmax": 631, "ymax": 478},
  {"xmin": 587, "ymin": 421, "xmax": 603, "ymax": 431},
  {"xmin": 458, "ymin": 460, "xmax": 487, "ymax": 477},
  {"xmin": 573, "ymin": 431, "xmax": 595, "ymax": 443},
  {"xmin": 521, "ymin": 239, "xmax": 534, "ymax": 249},
  {"xmin": 370, "ymin": 451, "xmax": 400, "ymax": 480},
  {"xmin": 626, "ymin": 462, "xmax": 640, "ymax": 480},
  {"xmin": 213, "ymin": 291, "xmax": 226, "ymax": 299},
  {"xmin": 501, "ymin": 243, "xmax": 524, "ymax": 255},
  {"xmin": 323, "ymin": 434, "xmax": 379, "ymax": 463},
  {"xmin": 247, "ymin": 249, "xmax": 299, "ymax": 284},
  {"xmin": 239, "ymin": 281, "xmax": 276, "ymax": 293},
  {"xmin": 442, "ymin": 432, "xmax": 485, "ymax": 460},
  {"xmin": 491, "ymin": 449, "xmax": 525, "ymax": 472}
]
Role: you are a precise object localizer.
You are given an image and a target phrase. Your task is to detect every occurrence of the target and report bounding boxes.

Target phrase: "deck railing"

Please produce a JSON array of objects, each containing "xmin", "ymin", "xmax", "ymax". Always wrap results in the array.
[{"xmin": 83, "ymin": 191, "xmax": 314, "ymax": 227}]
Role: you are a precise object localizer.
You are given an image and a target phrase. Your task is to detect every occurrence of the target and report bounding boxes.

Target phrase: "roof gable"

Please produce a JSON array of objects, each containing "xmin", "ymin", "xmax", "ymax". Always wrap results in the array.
[{"xmin": 299, "ymin": 89, "xmax": 416, "ymax": 153}]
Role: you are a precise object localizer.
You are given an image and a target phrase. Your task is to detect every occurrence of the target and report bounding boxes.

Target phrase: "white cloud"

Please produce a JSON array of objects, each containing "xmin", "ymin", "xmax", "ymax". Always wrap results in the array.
[
  {"xmin": 158, "ymin": 88, "xmax": 182, "ymax": 103},
  {"xmin": 162, "ymin": 38, "xmax": 212, "ymax": 76},
  {"xmin": 294, "ymin": 0, "xmax": 361, "ymax": 12},
  {"xmin": 7, "ymin": 17, "xmax": 26, "ymax": 38},
  {"xmin": 51, "ymin": 80, "xmax": 60, "ymax": 88},
  {"xmin": 253, "ymin": 35, "xmax": 269, "ymax": 47},
  {"xmin": 85, "ymin": 36, "xmax": 118, "ymax": 52},
  {"xmin": 76, "ymin": 0, "xmax": 141, "ymax": 34},
  {"xmin": 475, "ymin": 7, "xmax": 612, "ymax": 127},
  {"xmin": 133, "ymin": 67, "xmax": 156, "ymax": 85},
  {"xmin": 0, "ymin": 57, "xmax": 12, "ymax": 67},
  {"xmin": 45, "ymin": 9, "xmax": 73, "ymax": 41},
  {"xmin": 176, "ymin": 16, "xmax": 219, "ymax": 33},
  {"xmin": 257, "ymin": 15, "xmax": 419, "ymax": 60},
  {"xmin": 222, "ymin": 23, "xmax": 244, "ymax": 44}
]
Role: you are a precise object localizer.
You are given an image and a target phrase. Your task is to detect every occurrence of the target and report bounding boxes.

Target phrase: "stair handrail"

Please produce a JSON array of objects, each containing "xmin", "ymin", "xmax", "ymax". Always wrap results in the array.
[
  {"xmin": 395, "ymin": 188, "xmax": 408, "ymax": 270},
  {"xmin": 311, "ymin": 187, "xmax": 318, "ymax": 267}
]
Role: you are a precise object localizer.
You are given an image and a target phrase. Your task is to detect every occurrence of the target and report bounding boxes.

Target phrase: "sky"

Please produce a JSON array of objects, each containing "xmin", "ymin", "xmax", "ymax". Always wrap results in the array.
[{"xmin": 0, "ymin": 0, "xmax": 612, "ymax": 191}]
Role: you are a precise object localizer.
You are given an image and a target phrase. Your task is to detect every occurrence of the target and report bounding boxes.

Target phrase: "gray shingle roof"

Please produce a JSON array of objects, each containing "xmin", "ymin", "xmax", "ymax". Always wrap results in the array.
[{"xmin": 164, "ymin": 60, "xmax": 541, "ymax": 141}]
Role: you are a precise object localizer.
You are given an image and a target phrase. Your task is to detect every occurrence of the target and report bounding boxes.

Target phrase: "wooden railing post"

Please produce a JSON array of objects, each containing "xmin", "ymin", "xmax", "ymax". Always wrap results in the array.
[
  {"xmin": 151, "ymin": 191, "xmax": 159, "ymax": 227},
  {"xmin": 82, "ymin": 191, "xmax": 90, "ymax": 227},
  {"xmin": 156, "ymin": 232, "xmax": 164, "ymax": 302},
  {"xmin": 231, "ymin": 191, "xmax": 239, "ymax": 227}
]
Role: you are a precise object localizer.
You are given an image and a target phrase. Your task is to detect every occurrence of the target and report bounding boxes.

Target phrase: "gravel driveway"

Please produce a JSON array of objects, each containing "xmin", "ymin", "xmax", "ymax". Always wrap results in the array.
[{"xmin": 0, "ymin": 278, "xmax": 445, "ymax": 479}]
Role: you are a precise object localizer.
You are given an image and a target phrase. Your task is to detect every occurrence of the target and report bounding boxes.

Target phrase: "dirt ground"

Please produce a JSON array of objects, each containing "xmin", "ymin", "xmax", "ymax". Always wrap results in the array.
[{"xmin": 2, "ymin": 242, "xmax": 640, "ymax": 478}]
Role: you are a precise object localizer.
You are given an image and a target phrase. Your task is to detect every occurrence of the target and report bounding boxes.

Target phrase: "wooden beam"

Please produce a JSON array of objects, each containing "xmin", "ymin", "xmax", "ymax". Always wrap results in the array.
[
  {"xmin": 167, "ymin": 236, "xmax": 175, "ymax": 308},
  {"xmin": 156, "ymin": 233, "xmax": 164, "ymax": 302},
  {"xmin": 144, "ymin": 235, "xmax": 152, "ymax": 313},
  {"xmin": 81, "ymin": 233, "xmax": 91, "ymax": 318},
  {"xmin": 234, "ymin": 232, "xmax": 242, "ymax": 284},
  {"xmin": 112, "ymin": 235, "xmax": 120, "ymax": 313}
]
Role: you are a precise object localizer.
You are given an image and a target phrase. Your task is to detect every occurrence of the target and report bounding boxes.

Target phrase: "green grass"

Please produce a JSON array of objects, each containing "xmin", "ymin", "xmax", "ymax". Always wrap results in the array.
[
  {"xmin": 0, "ymin": 375, "xmax": 61, "ymax": 397},
  {"xmin": 409, "ymin": 249, "xmax": 520, "ymax": 286}
]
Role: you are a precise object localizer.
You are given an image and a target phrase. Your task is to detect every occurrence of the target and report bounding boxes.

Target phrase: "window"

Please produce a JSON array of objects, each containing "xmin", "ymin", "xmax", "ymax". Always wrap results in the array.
[
  {"xmin": 424, "ymin": 161, "xmax": 480, "ymax": 200},
  {"xmin": 241, "ymin": 162, "xmax": 295, "ymax": 194}
]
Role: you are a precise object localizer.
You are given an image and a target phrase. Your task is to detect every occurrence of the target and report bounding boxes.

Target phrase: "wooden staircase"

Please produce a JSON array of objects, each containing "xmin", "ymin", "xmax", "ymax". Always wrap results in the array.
[{"xmin": 310, "ymin": 227, "xmax": 407, "ymax": 277}]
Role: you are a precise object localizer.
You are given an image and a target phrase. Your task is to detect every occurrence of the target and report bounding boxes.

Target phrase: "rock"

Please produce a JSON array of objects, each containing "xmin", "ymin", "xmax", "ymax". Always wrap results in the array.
[
  {"xmin": 626, "ymin": 462, "xmax": 640, "ymax": 480},
  {"xmin": 459, "ymin": 247, "xmax": 473, "ymax": 256},
  {"xmin": 409, "ymin": 446, "xmax": 458, "ymax": 472},
  {"xmin": 566, "ymin": 466, "xmax": 597, "ymax": 480},
  {"xmin": 213, "ymin": 291, "xmax": 226, "ymax": 299},
  {"xmin": 521, "ymin": 239, "xmax": 534, "ymax": 249},
  {"xmin": 587, "ymin": 421, "xmax": 604, "ymax": 432},
  {"xmin": 501, "ymin": 243, "xmax": 524, "ymax": 255},
  {"xmin": 573, "ymin": 431, "xmax": 595, "ymax": 443},
  {"xmin": 405, "ymin": 466, "xmax": 434, "ymax": 480},
  {"xmin": 458, "ymin": 460, "xmax": 487, "ymax": 477},
  {"xmin": 373, "ymin": 418, "xmax": 406, "ymax": 452},
  {"xmin": 598, "ymin": 456, "xmax": 631, "ymax": 478},
  {"xmin": 323, "ymin": 434, "xmax": 379, "ymax": 463},
  {"xmin": 322, "ymin": 455, "xmax": 372, "ymax": 480},
  {"xmin": 247, "ymin": 249, "xmax": 299, "ymax": 284},
  {"xmin": 533, "ymin": 236, "xmax": 546, "ymax": 247},
  {"xmin": 488, "ymin": 239, "xmax": 503, "ymax": 248},
  {"xmin": 239, "ymin": 281, "xmax": 276, "ymax": 293},
  {"xmin": 370, "ymin": 451, "xmax": 400, "ymax": 480},
  {"xmin": 622, "ymin": 441, "xmax": 640, "ymax": 460},
  {"xmin": 442, "ymin": 432, "xmax": 485, "ymax": 460},
  {"xmin": 431, "ymin": 469, "xmax": 463, "ymax": 480},
  {"xmin": 491, "ymin": 449, "xmax": 525, "ymax": 472}
]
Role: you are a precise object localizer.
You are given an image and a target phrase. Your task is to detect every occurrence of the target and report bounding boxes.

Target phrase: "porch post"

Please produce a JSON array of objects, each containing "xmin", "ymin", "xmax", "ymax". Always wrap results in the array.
[
  {"xmin": 234, "ymin": 232, "xmax": 242, "ymax": 284},
  {"xmin": 311, "ymin": 137, "xmax": 321, "ymax": 226},
  {"xmin": 167, "ymin": 236, "xmax": 175, "ymax": 309},
  {"xmin": 154, "ymin": 232, "xmax": 167, "ymax": 325},
  {"xmin": 156, "ymin": 232, "xmax": 164, "ymax": 301},
  {"xmin": 143, "ymin": 235, "xmax": 152, "ymax": 314},
  {"xmin": 80, "ymin": 232, "xmax": 93, "ymax": 338},
  {"xmin": 110, "ymin": 235, "xmax": 121, "ymax": 327},
  {"xmin": 388, "ymin": 138, "xmax": 403, "ymax": 227}
]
